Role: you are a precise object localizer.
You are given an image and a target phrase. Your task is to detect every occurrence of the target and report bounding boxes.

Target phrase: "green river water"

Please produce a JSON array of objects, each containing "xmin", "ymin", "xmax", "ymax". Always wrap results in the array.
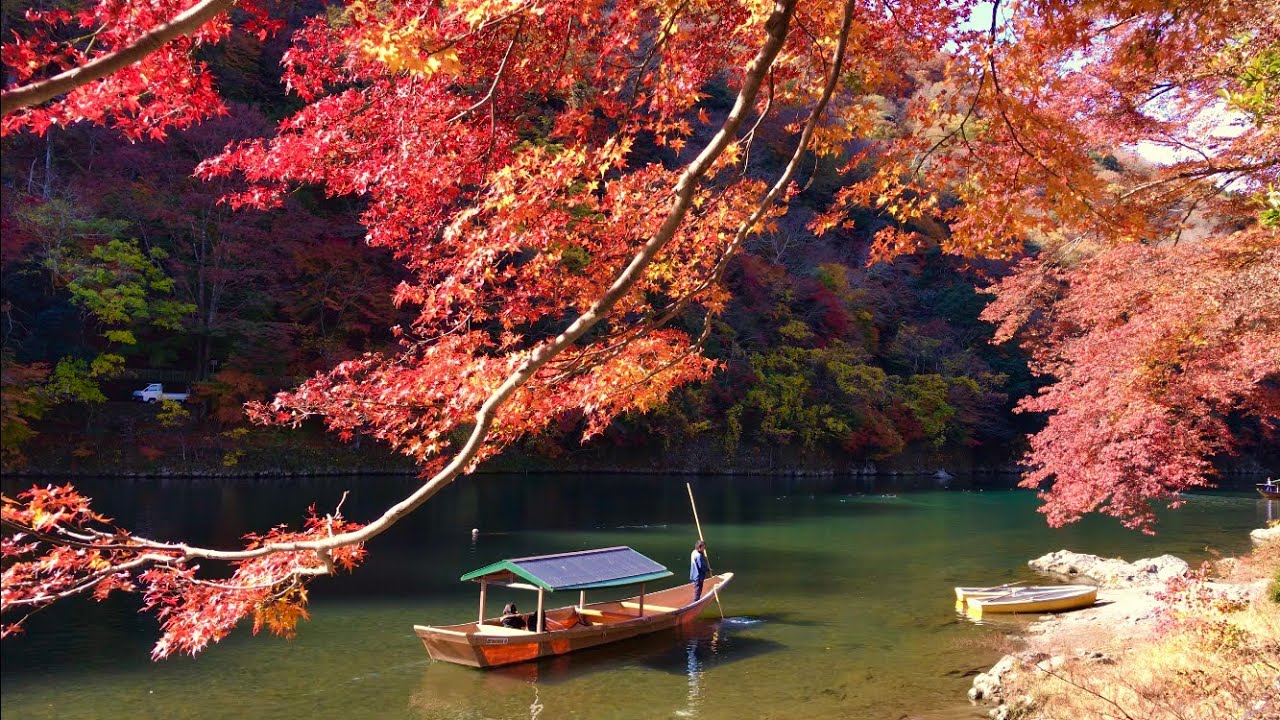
[{"xmin": 1, "ymin": 474, "xmax": 1271, "ymax": 719}]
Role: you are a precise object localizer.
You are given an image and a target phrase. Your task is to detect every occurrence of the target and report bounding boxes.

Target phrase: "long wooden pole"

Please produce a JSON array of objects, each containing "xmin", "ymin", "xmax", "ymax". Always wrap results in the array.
[{"xmin": 686, "ymin": 482, "xmax": 724, "ymax": 619}]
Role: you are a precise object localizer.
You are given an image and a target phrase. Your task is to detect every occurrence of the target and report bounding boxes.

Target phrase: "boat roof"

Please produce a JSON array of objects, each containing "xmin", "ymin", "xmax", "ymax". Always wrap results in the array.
[{"xmin": 460, "ymin": 546, "xmax": 673, "ymax": 591}]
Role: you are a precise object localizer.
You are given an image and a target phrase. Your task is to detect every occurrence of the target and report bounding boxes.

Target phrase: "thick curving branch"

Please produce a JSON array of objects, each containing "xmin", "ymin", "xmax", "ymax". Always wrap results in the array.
[
  {"xmin": 0, "ymin": 0, "xmax": 238, "ymax": 116},
  {"xmin": 602, "ymin": 0, "xmax": 858, "ymax": 342},
  {"xmin": 30, "ymin": 0, "xmax": 800, "ymax": 571}
]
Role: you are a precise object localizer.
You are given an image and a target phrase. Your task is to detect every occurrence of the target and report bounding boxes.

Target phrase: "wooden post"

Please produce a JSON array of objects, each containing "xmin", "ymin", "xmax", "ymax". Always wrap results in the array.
[
  {"xmin": 478, "ymin": 580, "xmax": 488, "ymax": 624},
  {"xmin": 638, "ymin": 583, "xmax": 646, "ymax": 617},
  {"xmin": 536, "ymin": 588, "xmax": 545, "ymax": 632},
  {"xmin": 579, "ymin": 590, "xmax": 586, "ymax": 608}
]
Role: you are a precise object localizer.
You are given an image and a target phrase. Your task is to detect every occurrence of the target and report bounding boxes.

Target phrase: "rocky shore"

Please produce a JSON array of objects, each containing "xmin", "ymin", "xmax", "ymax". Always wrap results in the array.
[{"xmin": 967, "ymin": 538, "xmax": 1279, "ymax": 720}]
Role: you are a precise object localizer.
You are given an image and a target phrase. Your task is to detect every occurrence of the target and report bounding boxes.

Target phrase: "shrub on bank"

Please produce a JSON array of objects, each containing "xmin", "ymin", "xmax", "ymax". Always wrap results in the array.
[{"xmin": 1006, "ymin": 543, "xmax": 1280, "ymax": 720}]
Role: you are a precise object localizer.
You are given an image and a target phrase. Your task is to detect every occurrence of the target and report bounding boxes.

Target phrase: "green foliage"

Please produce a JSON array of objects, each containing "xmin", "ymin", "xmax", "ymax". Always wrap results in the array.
[
  {"xmin": 559, "ymin": 244, "xmax": 592, "ymax": 274},
  {"xmin": 727, "ymin": 343, "xmax": 892, "ymax": 455},
  {"xmin": 0, "ymin": 356, "xmax": 50, "ymax": 468},
  {"xmin": 221, "ymin": 427, "xmax": 251, "ymax": 467},
  {"xmin": 31, "ymin": 213, "xmax": 194, "ymax": 406},
  {"xmin": 900, "ymin": 374, "xmax": 955, "ymax": 446},
  {"xmin": 1256, "ymin": 186, "xmax": 1280, "ymax": 228},
  {"xmin": 89, "ymin": 353, "xmax": 125, "ymax": 378},
  {"xmin": 44, "ymin": 358, "xmax": 107, "ymax": 404},
  {"xmin": 156, "ymin": 399, "xmax": 191, "ymax": 428},
  {"xmin": 1219, "ymin": 39, "xmax": 1279, "ymax": 127},
  {"xmin": 887, "ymin": 324, "xmax": 944, "ymax": 373},
  {"xmin": 1271, "ymin": 564, "xmax": 1279, "ymax": 604},
  {"xmin": 624, "ymin": 246, "xmax": 1031, "ymax": 465},
  {"xmin": 814, "ymin": 263, "xmax": 850, "ymax": 293},
  {"xmin": 15, "ymin": 198, "xmax": 132, "ymax": 253},
  {"xmin": 63, "ymin": 238, "xmax": 193, "ymax": 338},
  {"xmin": 777, "ymin": 319, "xmax": 813, "ymax": 342}
]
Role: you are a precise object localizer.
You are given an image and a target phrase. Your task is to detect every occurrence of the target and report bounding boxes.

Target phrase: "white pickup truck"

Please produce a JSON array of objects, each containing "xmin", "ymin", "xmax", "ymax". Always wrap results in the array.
[{"xmin": 132, "ymin": 383, "xmax": 190, "ymax": 403}]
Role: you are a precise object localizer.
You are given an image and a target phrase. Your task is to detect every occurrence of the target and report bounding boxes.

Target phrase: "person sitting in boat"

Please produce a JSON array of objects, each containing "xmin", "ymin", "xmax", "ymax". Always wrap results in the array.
[
  {"xmin": 500, "ymin": 603, "xmax": 526, "ymax": 629},
  {"xmin": 526, "ymin": 609, "xmax": 548, "ymax": 632}
]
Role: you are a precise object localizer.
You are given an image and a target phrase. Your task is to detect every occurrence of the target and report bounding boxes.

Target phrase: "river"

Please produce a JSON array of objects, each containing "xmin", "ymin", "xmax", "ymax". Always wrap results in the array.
[{"xmin": 1, "ymin": 474, "xmax": 1270, "ymax": 719}]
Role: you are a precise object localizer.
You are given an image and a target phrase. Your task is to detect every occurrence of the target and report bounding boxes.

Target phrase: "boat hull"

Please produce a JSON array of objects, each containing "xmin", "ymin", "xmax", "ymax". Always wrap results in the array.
[
  {"xmin": 414, "ymin": 573, "xmax": 732, "ymax": 668},
  {"xmin": 955, "ymin": 584, "xmax": 1096, "ymax": 603},
  {"xmin": 968, "ymin": 586, "xmax": 1097, "ymax": 615},
  {"xmin": 1258, "ymin": 485, "xmax": 1280, "ymax": 500}
]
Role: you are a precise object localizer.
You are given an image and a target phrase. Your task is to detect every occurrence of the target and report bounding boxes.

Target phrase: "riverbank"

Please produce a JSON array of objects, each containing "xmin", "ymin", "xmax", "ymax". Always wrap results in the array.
[
  {"xmin": 8, "ymin": 421, "xmax": 1021, "ymax": 478},
  {"xmin": 11, "ymin": 402, "xmax": 1278, "ymax": 480},
  {"xmin": 968, "ymin": 531, "xmax": 1280, "ymax": 720}
]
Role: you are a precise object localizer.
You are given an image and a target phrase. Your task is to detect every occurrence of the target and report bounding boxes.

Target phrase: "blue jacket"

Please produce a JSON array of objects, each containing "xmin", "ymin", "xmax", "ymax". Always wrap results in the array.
[{"xmin": 690, "ymin": 548, "xmax": 710, "ymax": 581}]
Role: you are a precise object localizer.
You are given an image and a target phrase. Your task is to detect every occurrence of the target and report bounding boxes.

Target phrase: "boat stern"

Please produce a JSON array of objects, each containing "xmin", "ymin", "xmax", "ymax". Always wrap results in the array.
[{"xmin": 414, "ymin": 625, "xmax": 488, "ymax": 668}]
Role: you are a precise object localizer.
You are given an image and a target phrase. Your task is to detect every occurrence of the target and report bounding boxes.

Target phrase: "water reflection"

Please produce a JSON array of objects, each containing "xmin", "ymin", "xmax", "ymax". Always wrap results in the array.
[
  {"xmin": 528, "ymin": 683, "xmax": 543, "ymax": 720},
  {"xmin": 3, "ymin": 478, "xmax": 1263, "ymax": 720},
  {"xmin": 407, "ymin": 618, "xmax": 782, "ymax": 719},
  {"xmin": 678, "ymin": 635, "xmax": 704, "ymax": 718}
]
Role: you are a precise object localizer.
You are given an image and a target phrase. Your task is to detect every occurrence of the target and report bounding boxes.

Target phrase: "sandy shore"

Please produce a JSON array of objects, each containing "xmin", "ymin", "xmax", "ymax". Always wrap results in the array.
[
  {"xmin": 965, "ymin": 545, "xmax": 1277, "ymax": 720},
  {"xmin": 1020, "ymin": 578, "xmax": 1269, "ymax": 653}
]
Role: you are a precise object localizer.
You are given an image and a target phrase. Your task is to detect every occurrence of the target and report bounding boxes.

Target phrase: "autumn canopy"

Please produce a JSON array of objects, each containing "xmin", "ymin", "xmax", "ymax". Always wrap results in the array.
[{"xmin": 2, "ymin": 0, "xmax": 1276, "ymax": 656}]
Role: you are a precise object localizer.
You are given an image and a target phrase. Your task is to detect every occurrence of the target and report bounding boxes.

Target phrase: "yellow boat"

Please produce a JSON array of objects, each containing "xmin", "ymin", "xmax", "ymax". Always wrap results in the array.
[
  {"xmin": 966, "ymin": 586, "xmax": 1097, "ymax": 616},
  {"xmin": 954, "ymin": 584, "xmax": 1095, "ymax": 603}
]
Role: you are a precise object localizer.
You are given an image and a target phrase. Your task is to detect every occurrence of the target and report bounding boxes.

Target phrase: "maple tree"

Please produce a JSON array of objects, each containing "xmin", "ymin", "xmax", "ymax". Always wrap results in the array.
[
  {"xmin": 2, "ymin": 0, "xmax": 1277, "ymax": 655},
  {"xmin": 984, "ymin": 232, "xmax": 1278, "ymax": 530},
  {"xmin": 3, "ymin": 0, "xmax": 858, "ymax": 656}
]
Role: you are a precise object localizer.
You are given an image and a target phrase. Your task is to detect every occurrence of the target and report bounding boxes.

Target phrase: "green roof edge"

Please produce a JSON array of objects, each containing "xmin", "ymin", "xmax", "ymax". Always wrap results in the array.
[
  {"xmin": 460, "ymin": 560, "xmax": 554, "ymax": 590},
  {"xmin": 459, "ymin": 565, "xmax": 674, "ymax": 592}
]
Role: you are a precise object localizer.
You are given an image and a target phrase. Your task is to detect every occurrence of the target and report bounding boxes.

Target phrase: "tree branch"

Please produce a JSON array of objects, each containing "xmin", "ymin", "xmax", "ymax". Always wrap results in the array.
[
  {"xmin": 1, "ymin": 0, "xmax": 239, "ymax": 116},
  {"xmin": 611, "ymin": 0, "xmax": 860, "ymax": 338},
  {"xmin": 449, "ymin": 16, "xmax": 526, "ymax": 124},
  {"xmin": 74, "ymin": 0, "xmax": 798, "ymax": 567}
]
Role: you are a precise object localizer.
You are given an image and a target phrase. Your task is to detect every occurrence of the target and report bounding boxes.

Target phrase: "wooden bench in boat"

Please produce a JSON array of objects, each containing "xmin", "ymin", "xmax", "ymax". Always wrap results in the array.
[
  {"xmin": 475, "ymin": 623, "xmax": 534, "ymax": 636},
  {"xmin": 577, "ymin": 608, "xmax": 639, "ymax": 623},
  {"xmin": 620, "ymin": 601, "xmax": 679, "ymax": 613}
]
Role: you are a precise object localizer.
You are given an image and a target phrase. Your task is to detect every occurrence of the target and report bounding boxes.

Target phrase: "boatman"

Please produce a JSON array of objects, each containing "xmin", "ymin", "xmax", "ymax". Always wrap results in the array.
[{"xmin": 690, "ymin": 540, "xmax": 710, "ymax": 601}]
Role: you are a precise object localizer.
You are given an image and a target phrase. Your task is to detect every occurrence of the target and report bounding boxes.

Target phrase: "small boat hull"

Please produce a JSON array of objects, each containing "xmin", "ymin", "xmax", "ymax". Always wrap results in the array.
[
  {"xmin": 415, "ymin": 573, "xmax": 732, "ymax": 668},
  {"xmin": 967, "ymin": 586, "xmax": 1097, "ymax": 615},
  {"xmin": 955, "ymin": 584, "xmax": 1096, "ymax": 603},
  {"xmin": 1258, "ymin": 484, "xmax": 1280, "ymax": 500}
]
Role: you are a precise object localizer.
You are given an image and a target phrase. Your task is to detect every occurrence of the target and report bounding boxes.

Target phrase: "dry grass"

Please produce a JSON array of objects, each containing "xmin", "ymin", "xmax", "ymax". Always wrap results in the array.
[
  {"xmin": 1005, "ymin": 543, "xmax": 1280, "ymax": 720},
  {"xmin": 1217, "ymin": 538, "xmax": 1280, "ymax": 584}
]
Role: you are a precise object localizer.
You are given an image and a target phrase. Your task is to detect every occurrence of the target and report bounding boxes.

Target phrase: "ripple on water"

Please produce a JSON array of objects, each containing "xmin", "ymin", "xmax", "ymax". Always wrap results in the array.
[{"xmin": 0, "ymin": 480, "xmax": 1261, "ymax": 720}]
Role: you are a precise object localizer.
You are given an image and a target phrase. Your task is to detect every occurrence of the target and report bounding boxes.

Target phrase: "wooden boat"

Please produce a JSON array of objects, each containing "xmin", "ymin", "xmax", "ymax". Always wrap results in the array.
[
  {"xmin": 414, "ymin": 546, "xmax": 732, "ymax": 668},
  {"xmin": 955, "ymin": 584, "xmax": 1096, "ymax": 603},
  {"xmin": 1258, "ymin": 483, "xmax": 1280, "ymax": 500},
  {"xmin": 966, "ymin": 586, "xmax": 1097, "ymax": 616}
]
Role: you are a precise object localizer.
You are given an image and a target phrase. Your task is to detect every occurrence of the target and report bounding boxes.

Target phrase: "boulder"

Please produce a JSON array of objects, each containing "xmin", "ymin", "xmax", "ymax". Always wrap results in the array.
[
  {"xmin": 969, "ymin": 651, "xmax": 1051, "ymax": 704},
  {"xmin": 1251, "ymin": 525, "xmax": 1280, "ymax": 546},
  {"xmin": 989, "ymin": 695, "xmax": 1035, "ymax": 720},
  {"xmin": 969, "ymin": 654, "xmax": 1019, "ymax": 703},
  {"xmin": 1028, "ymin": 550, "xmax": 1189, "ymax": 588}
]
